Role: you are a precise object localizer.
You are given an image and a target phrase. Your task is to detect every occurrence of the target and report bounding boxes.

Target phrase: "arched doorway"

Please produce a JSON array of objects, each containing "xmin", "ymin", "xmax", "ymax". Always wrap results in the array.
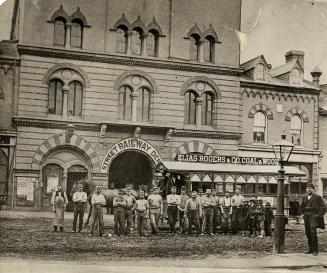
[{"xmin": 109, "ymin": 151, "xmax": 153, "ymax": 191}]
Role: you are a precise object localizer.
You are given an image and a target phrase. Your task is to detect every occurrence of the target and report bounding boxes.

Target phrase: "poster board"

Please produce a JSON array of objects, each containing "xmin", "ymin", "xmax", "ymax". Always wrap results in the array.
[
  {"xmin": 16, "ymin": 177, "xmax": 35, "ymax": 206},
  {"xmin": 47, "ymin": 175, "xmax": 59, "ymax": 194}
]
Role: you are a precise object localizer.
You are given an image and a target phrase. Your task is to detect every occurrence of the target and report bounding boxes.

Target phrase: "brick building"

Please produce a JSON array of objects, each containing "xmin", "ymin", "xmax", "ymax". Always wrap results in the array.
[
  {"xmin": 0, "ymin": 0, "xmax": 321, "ymax": 210},
  {"xmin": 319, "ymin": 84, "xmax": 327, "ymax": 200}
]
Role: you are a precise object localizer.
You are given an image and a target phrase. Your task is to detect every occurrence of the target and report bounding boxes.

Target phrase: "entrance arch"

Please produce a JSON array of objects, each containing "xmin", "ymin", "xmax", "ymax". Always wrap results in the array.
[{"xmin": 109, "ymin": 151, "xmax": 153, "ymax": 190}]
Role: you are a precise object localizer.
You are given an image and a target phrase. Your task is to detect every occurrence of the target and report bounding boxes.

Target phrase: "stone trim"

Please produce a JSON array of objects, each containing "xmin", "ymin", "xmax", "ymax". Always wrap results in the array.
[
  {"xmin": 173, "ymin": 129, "xmax": 241, "ymax": 140},
  {"xmin": 112, "ymin": 13, "xmax": 131, "ymax": 31},
  {"xmin": 70, "ymin": 7, "xmax": 89, "ymax": 26},
  {"xmin": 171, "ymin": 140, "xmax": 218, "ymax": 159},
  {"xmin": 248, "ymin": 103, "xmax": 274, "ymax": 120},
  {"xmin": 147, "ymin": 17, "xmax": 163, "ymax": 36},
  {"xmin": 285, "ymin": 107, "xmax": 309, "ymax": 122},
  {"xmin": 17, "ymin": 45, "xmax": 243, "ymax": 76},
  {"xmin": 50, "ymin": 4, "xmax": 69, "ymax": 22}
]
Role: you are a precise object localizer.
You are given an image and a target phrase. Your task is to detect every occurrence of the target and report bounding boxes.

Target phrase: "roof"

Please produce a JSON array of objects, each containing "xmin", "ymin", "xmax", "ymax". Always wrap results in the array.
[
  {"xmin": 269, "ymin": 59, "xmax": 303, "ymax": 77},
  {"xmin": 162, "ymin": 161, "xmax": 305, "ymax": 177},
  {"xmin": 240, "ymin": 55, "xmax": 269, "ymax": 72},
  {"xmin": 0, "ymin": 40, "xmax": 19, "ymax": 59}
]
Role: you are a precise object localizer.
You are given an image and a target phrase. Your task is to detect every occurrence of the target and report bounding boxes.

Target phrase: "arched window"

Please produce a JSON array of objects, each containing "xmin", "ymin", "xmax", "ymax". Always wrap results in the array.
[
  {"xmin": 137, "ymin": 87, "xmax": 150, "ymax": 122},
  {"xmin": 204, "ymin": 36, "xmax": 215, "ymax": 63},
  {"xmin": 70, "ymin": 19, "xmax": 83, "ymax": 48},
  {"xmin": 253, "ymin": 111, "xmax": 266, "ymax": 143},
  {"xmin": 147, "ymin": 30, "xmax": 159, "ymax": 57},
  {"xmin": 42, "ymin": 164, "xmax": 63, "ymax": 196},
  {"xmin": 48, "ymin": 79, "xmax": 64, "ymax": 115},
  {"xmin": 290, "ymin": 115, "xmax": 302, "ymax": 145},
  {"xmin": 68, "ymin": 81, "xmax": 83, "ymax": 116},
  {"xmin": 116, "ymin": 27, "xmax": 128, "ymax": 54},
  {"xmin": 202, "ymin": 92, "xmax": 214, "ymax": 126},
  {"xmin": 131, "ymin": 28, "xmax": 143, "ymax": 55},
  {"xmin": 190, "ymin": 34, "xmax": 200, "ymax": 61},
  {"xmin": 53, "ymin": 18, "xmax": 66, "ymax": 46},
  {"xmin": 119, "ymin": 86, "xmax": 132, "ymax": 120},
  {"xmin": 184, "ymin": 91, "xmax": 197, "ymax": 124}
]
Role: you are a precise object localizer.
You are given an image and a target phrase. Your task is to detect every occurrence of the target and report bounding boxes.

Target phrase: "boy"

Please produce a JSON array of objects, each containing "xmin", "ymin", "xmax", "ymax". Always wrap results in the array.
[
  {"xmin": 240, "ymin": 200, "xmax": 250, "ymax": 236},
  {"xmin": 255, "ymin": 199, "xmax": 265, "ymax": 238},
  {"xmin": 113, "ymin": 189, "xmax": 126, "ymax": 236},
  {"xmin": 135, "ymin": 190, "xmax": 149, "ymax": 236},
  {"xmin": 248, "ymin": 198, "xmax": 256, "ymax": 236},
  {"xmin": 264, "ymin": 202, "xmax": 274, "ymax": 236}
]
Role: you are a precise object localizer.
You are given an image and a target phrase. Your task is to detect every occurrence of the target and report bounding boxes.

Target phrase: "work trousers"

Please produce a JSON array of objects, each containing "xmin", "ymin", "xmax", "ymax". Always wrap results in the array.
[
  {"xmin": 124, "ymin": 209, "xmax": 133, "ymax": 235},
  {"xmin": 187, "ymin": 210, "xmax": 200, "ymax": 235},
  {"xmin": 202, "ymin": 207, "xmax": 214, "ymax": 234},
  {"xmin": 90, "ymin": 205, "xmax": 104, "ymax": 236},
  {"xmin": 231, "ymin": 207, "xmax": 241, "ymax": 233},
  {"xmin": 222, "ymin": 213, "xmax": 231, "ymax": 234},
  {"xmin": 73, "ymin": 202, "xmax": 85, "ymax": 232},
  {"xmin": 136, "ymin": 211, "xmax": 147, "ymax": 236},
  {"xmin": 179, "ymin": 210, "xmax": 187, "ymax": 233},
  {"xmin": 167, "ymin": 206, "xmax": 178, "ymax": 233},
  {"xmin": 114, "ymin": 208, "xmax": 125, "ymax": 236},
  {"xmin": 212, "ymin": 207, "xmax": 219, "ymax": 234},
  {"xmin": 304, "ymin": 214, "xmax": 319, "ymax": 253},
  {"xmin": 149, "ymin": 208, "xmax": 160, "ymax": 234},
  {"xmin": 264, "ymin": 220, "xmax": 272, "ymax": 236}
]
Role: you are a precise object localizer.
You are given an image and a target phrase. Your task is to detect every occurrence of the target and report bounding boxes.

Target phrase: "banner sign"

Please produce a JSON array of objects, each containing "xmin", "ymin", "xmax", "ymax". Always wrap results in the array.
[
  {"xmin": 101, "ymin": 138, "xmax": 162, "ymax": 172},
  {"xmin": 175, "ymin": 153, "xmax": 278, "ymax": 165}
]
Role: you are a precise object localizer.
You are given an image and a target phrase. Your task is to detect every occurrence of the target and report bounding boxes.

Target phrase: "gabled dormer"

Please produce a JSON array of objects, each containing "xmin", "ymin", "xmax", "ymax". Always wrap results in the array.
[
  {"xmin": 269, "ymin": 50, "xmax": 304, "ymax": 85},
  {"xmin": 240, "ymin": 55, "xmax": 270, "ymax": 81}
]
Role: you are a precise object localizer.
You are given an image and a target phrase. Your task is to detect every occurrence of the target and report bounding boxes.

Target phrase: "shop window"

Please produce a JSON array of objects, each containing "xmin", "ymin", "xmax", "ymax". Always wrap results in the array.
[
  {"xmin": 201, "ymin": 92, "xmax": 213, "ymax": 126},
  {"xmin": 147, "ymin": 30, "xmax": 159, "ymax": 57},
  {"xmin": 253, "ymin": 111, "xmax": 266, "ymax": 143},
  {"xmin": 53, "ymin": 18, "xmax": 66, "ymax": 46},
  {"xmin": 131, "ymin": 28, "xmax": 143, "ymax": 55},
  {"xmin": 203, "ymin": 35, "xmax": 215, "ymax": 63},
  {"xmin": 137, "ymin": 87, "xmax": 150, "ymax": 122},
  {"xmin": 70, "ymin": 19, "xmax": 83, "ymax": 48},
  {"xmin": 245, "ymin": 183, "xmax": 256, "ymax": 194},
  {"xmin": 215, "ymin": 183, "xmax": 223, "ymax": 194},
  {"xmin": 42, "ymin": 164, "xmax": 63, "ymax": 196},
  {"xmin": 48, "ymin": 79, "xmax": 64, "ymax": 115},
  {"xmin": 116, "ymin": 27, "xmax": 128, "ymax": 54},
  {"xmin": 290, "ymin": 115, "xmax": 302, "ymax": 146},
  {"xmin": 68, "ymin": 81, "xmax": 83, "ymax": 116},
  {"xmin": 119, "ymin": 86, "xmax": 132, "ymax": 120},
  {"xmin": 258, "ymin": 184, "xmax": 267, "ymax": 194},
  {"xmin": 190, "ymin": 34, "xmax": 200, "ymax": 61},
  {"xmin": 184, "ymin": 91, "xmax": 197, "ymax": 124},
  {"xmin": 268, "ymin": 184, "xmax": 277, "ymax": 194},
  {"xmin": 225, "ymin": 183, "xmax": 234, "ymax": 193}
]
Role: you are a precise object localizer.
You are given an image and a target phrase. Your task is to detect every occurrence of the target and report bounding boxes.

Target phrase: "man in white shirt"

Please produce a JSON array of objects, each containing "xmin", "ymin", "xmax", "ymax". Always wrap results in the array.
[
  {"xmin": 231, "ymin": 189, "xmax": 244, "ymax": 234},
  {"xmin": 148, "ymin": 186, "xmax": 163, "ymax": 235},
  {"xmin": 167, "ymin": 186, "xmax": 181, "ymax": 235},
  {"xmin": 72, "ymin": 183, "xmax": 87, "ymax": 233},
  {"xmin": 89, "ymin": 185, "xmax": 106, "ymax": 237},
  {"xmin": 124, "ymin": 187, "xmax": 136, "ymax": 235},
  {"xmin": 135, "ymin": 190, "xmax": 149, "ymax": 236},
  {"xmin": 220, "ymin": 192, "xmax": 233, "ymax": 234}
]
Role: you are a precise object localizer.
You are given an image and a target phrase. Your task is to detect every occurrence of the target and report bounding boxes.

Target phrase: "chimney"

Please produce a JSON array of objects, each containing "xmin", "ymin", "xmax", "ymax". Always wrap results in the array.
[
  {"xmin": 310, "ymin": 66, "xmax": 322, "ymax": 87},
  {"xmin": 285, "ymin": 50, "xmax": 305, "ymax": 70}
]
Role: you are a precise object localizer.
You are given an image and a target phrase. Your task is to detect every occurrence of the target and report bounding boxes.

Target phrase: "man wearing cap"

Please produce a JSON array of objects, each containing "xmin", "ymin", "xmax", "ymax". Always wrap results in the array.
[
  {"xmin": 147, "ymin": 186, "xmax": 163, "ymax": 235},
  {"xmin": 219, "ymin": 192, "xmax": 233, "ymax": 234},
  {"xmin": 201, "ymin": 189, "xmax": 216, "ymax": 235},
  {"xmin": 124, "ymin": 187, "xmax": 136, "ymax": 235},
  {"xmin": 177, "ymin": 186, "xmax": 188, "ymax": 234},
  {"xmin": 89, "ymin": 185, "xmax": 106, "ymax": 237},
  {"xmin": 167, "ymin": 186, "xmax": 181, "ymax": 235},
  {"xmin": 113, "ymin": 189, "xmax": 126, "ymax": 236},
  {"xmin": 231, "ymin": 189, "xmax": 244, "ymax": 234},
  {"xmin": 72, "ymin": 183, "xmax": 87, "ymax": 233},
  {"xmin": 300, "ymin": 183, "xmax": 326, "ymax": 256},
  {"xmin": 134, "ymin": 190, "xmax": 149, "ymax": 236},
  {"xmin": 185, "ymin": 191, "xmax": 202, "ymax": 236}
]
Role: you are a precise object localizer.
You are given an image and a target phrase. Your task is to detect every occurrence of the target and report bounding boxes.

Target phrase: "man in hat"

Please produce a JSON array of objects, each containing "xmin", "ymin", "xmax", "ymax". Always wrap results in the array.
[
  {"xmin": 300, "ymin": 183, "xmax": 326, "ymax": 255},
  {"xmin": 124, "ymin": 187, "xmax": 136, "ymax": 235},
  {"xmin": 134, "ymin": 190, "xmax": 149, "ymax": 236},
  {"xmin": 113, "ymin": 189, "xmax": 126, "ymax": 236},
  {"xmin": 231, "ymin": 189, "xmax": 244, "ymax": 234},
  {"xmin": 167, "ymin": 186, "xmax": 181, "ymax": 235},
  {"xmin": 147, "ymin": 186, "xmax": 163, "ymax": 235},
  {"xmin": 255, "ymin": 199, "xmax": 265, "ymax": 238},
  {"xmin": 89, "ymin": 184, "xmax": 106, "ymax": 237},
  {"xmin": 201, "ymin": 189, "xmax": 216, "ymax": 235},
  {"xmin": 264, "ymin": 202, "xmax": 274, "ymax": 236},
  {"xmin": 72, "ymin": 183, "xmax": 87, "ymax": 233},
  {"xmin": 219, "ymin": 192, "xmax": 233, "ymax": 234},
  {"xmin": 185, "ymin": 191, "xmax": 202, "ymax": 236},
  {"xmin": 178, "ymin": 186, "xmax": 189, "ymax": 234}
]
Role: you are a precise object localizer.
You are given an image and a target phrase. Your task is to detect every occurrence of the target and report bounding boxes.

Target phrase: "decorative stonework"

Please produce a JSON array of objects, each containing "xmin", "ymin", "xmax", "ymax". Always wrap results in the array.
[
  {"xmin": 131, "ymin": 15, "xmax": 147, "ymax": 31},
  {"xmin": 285, "ymin": 107, "xmax": 309, "ymax": 122},
  {"xmin": 147, "ymin": 17, "xmax": 163, "ymax": 35},
  {"xmin": 133, "ymin": 126, "xmax": 141, "ymax": 138},
  {"xmin": 248, "ymin": 103, "xmax": 274, "ymax": 120},
  {"xmin": 42, "ymin": 63, "xmax": 91, "ymax": 87},
  {"xmin": 17, "ymin": 45, "xmax": 243, "ymax": 76},
  {"xmin": 114, "ymin": 70, "xmax": 159, "ymax": 93},
  {"xmin": 172, "ymin": 129, "xmax": 241, "ymax": 140},
  {"xmin": 187, "ymin": 23, "xmax": 220, "ymax": 42},
  {"xmin": 112, "ymin": 13, "xmax": 131, "ymax": 30},
  {"xmin": 31, "ymin": 133, "xmax": 100, "ymax": 171},
  {"xmin": 70, "ymin": 6, "xmax": 89, "ymax": 26},
  {"xmin": 187, "ymin": 23, "xmax": 203, "ymax": 39},
  {"xmin": 180, "ymin": 76, "xmax": 222, "ymax": 100},
  {"xmin": 50, "ymin": 4, "xmax": 69, "ymax": 22},
  {"xmin": 171, "ymin": 140, "xmax": 218, "ymax": 159}
]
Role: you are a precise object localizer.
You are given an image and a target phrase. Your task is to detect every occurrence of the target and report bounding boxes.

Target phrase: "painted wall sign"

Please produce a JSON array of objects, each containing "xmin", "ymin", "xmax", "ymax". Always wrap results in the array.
[
  {"xmin": 101, "ymin": 138, "xmax": 162, "ymax": 172},
  {"xmin": 175, "ymin": 153, "xmax": 278, "ymax": 165}
]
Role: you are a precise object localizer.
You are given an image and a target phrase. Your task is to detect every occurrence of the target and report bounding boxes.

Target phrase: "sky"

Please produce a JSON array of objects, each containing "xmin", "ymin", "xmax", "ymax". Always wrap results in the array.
[{"xmin": 1, "ymin": 0, "xmax": 327, "ymax": 82}]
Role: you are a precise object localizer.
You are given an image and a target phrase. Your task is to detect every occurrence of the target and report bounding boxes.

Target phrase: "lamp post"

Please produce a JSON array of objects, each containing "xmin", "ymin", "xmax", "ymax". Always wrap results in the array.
[{"xmin": 272, "ymin": 134, "xmax": 294, "ymax": 254}]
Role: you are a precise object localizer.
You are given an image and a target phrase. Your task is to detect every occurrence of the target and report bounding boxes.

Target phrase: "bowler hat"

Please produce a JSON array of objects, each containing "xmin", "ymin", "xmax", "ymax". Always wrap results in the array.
[{"xmin": 306, "ymin": 183, "xmax": 315, "ymax": 189}]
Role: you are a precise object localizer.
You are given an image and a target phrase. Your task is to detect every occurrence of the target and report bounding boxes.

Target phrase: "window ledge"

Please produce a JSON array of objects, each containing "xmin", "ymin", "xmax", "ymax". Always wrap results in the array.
[{"xmin": 47, "ymin": 114, "xmax": 83, "ymax": 122}]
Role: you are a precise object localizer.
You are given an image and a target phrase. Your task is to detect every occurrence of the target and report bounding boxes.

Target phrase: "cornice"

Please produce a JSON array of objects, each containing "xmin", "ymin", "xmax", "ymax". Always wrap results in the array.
[
  {"xmin": 17, "ymin": 45, "xmax": 243, "ymax": 76},
  {"xmin": 238, "ymin": 144, "xmax": 321, "ymax": 155},
  {"xmin": 173, "ymin": 129, "xmax": 242, "ymax": 140}
]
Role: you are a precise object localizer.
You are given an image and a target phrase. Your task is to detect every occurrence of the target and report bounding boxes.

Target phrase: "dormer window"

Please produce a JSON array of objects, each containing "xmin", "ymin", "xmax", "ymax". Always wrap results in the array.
[
  {"xmin": 290, "ymin": 68, "xmax": 301, "ymax": 84},
  {"xmin": 254, "ymin": 64, "xmax": 265, "ymax": 80}
]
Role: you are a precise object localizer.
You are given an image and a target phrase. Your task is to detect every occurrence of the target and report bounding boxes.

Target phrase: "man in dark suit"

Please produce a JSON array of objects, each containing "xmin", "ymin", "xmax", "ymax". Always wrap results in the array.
[{"xmin": 300, "ymin": 183, "xmax": 326, "ymax": 256}]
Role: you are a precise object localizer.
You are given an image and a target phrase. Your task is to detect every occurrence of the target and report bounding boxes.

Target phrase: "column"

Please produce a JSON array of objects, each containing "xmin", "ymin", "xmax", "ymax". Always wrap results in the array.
[
  {"xmin": 195, "ymin": 97, "xmax": 203, "ymax": 128},
  {"xmin": 62, "ymin": 85, "xmax": 69, "ymax": 118},
  {"xmin": 126, "ymin": 31, "xmax": 133, "ymax": 55},
  {"xmin": 131, "ymin": 92, "xmax": 139, "ymax": 122},
  {"xmin": 65, "ymin": 23, "xmax": 71, "ymax": 49},
  {"xmin": 141, "ymin": 33, "xmax": 148, "ymax": 57},
  {"xmin": 63, "ymin": 170, "xmax": 68, "ymax": 191},
  {"xmin": 198, "ymin": 39, "xmax": 204, "ymax": 63}
]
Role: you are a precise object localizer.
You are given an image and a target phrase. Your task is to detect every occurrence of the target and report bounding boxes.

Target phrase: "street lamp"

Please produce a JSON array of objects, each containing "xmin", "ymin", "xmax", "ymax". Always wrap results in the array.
[{"xmin": 272, "ymin": 134, "xmax": 294, "ymax": 254}]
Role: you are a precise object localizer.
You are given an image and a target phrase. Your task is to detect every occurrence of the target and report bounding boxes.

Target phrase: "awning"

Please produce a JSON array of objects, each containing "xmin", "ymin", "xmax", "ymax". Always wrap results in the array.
[{"xmin": 161, "ymin": 161, "xmax": 305, "ymax": 177}]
